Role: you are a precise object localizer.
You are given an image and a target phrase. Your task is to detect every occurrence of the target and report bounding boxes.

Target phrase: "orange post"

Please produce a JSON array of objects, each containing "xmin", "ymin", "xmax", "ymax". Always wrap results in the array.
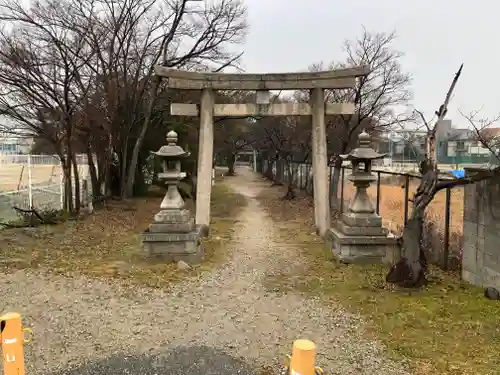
[
  {"xmin": 287, "ymin": 339, "xmax": 323, "ymax": 375},
  {"xmin": 0, "ymin": 313, "xmax": 32, "ymax": 375}
]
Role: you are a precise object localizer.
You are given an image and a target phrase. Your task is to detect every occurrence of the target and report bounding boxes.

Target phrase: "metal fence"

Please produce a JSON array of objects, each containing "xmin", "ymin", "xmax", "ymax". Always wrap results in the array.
[
  {"xmin": 0, "ymin": 154, "xmax": 94, "ymax": 222},
  {"xmin": 258, "ymin": 158, "xmax": 462, "ymax": 270}
]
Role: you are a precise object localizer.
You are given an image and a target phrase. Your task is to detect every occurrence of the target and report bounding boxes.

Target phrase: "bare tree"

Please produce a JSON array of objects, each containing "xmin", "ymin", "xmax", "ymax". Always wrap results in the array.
[
  {"xmin": 252, "ymin": 96, "xmax": 311, "ymax": 199},
  {"xmin": 121, "ymin": 0, "xmax": 247, "ymax": 197},
  {"xmin": 0, "ymin": 0, "xmax": 98, "ymax": 212},
  {"xmin": 272, "ymin": 116, "xmax": 310, "ymax": 199},
  {"xmin": 214, "ymin": 117, "xmax": 251, "ymax": 175},
  {"xmin": 386, "ymin": 64, "xmax": 500, "ymax": 287},
  {"xmin": 313, "ymin": 28, "xmax": 413, "ymax": 209},
  {"xmin": 0, "ymin": 0, "xmax": 247, "ymax": 201},
  {"xmin": 461, "ymin": 110, "xmax": 500, "ymax": 162}
]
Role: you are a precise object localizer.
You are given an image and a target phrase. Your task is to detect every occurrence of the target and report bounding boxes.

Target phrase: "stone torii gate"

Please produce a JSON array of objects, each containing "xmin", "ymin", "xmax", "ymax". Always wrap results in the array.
[{"xmin": 155, "ymin": 66, "xmax": 370, "ymax": 236}]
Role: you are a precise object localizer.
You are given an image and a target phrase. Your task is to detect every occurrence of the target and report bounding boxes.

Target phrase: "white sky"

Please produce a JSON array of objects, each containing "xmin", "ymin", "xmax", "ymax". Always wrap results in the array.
[
  {"xmin": 240, "ymin": 0, "xmax": 498, "ymax": 128},
  {"xmin": 4, "ymin": 0, "xmax": 498, "ymax": 132}
]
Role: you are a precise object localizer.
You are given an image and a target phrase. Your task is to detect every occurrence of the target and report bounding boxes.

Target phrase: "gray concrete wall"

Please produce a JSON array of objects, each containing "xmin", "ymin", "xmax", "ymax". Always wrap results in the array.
[{"xmin": 462, "ymin": 167, "xmax": 500, "ymax": 288}]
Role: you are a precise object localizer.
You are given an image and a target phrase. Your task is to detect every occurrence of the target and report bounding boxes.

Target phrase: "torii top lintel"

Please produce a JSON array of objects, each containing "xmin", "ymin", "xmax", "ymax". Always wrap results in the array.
[{"xmin": 154, "ymin": 65, "xmax": 370, "ymax": 91}]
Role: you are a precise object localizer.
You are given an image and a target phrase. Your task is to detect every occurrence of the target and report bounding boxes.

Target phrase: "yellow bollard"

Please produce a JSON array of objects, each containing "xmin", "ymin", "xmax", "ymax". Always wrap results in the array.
[
  {"xmin": 285, "ymin": 339, "xmax": 324, "ymax": 375},
  {"xmin": 0, "ymin": 312, "xmax": 33, "ymax": 375}
]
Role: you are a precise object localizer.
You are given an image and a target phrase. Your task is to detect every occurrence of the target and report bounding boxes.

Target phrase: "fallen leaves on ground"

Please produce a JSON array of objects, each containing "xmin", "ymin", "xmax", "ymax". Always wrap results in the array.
[
  {"xmin": 257, "ymin": 182, "xmax": 500, "ymax": 375},
  {"xmin": 0, "ymin": 182, "xmax": 247, "ymax": 288}
]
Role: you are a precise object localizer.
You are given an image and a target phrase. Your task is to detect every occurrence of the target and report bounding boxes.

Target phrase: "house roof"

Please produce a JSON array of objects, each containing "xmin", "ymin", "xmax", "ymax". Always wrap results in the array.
[{"xmin": 478, "ymin": 127, "xmax": 500, "ymax": 140}]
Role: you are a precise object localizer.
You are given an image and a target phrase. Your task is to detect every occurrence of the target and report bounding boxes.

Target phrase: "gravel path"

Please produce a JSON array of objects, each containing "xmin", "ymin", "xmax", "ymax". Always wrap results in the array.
[{"xmin": 0, "ymin": 167, "xmax": 409, "ymax": 375}]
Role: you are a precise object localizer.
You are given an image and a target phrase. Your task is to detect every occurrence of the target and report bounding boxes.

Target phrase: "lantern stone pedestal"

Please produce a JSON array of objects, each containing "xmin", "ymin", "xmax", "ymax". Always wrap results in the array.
[
  {"xmin": 141, "ymin": 130, "xmax": 204, "ymax": 265},
  {"xmin": 326, "ymin": 132, "xmax": 399, "ymax": 264}
]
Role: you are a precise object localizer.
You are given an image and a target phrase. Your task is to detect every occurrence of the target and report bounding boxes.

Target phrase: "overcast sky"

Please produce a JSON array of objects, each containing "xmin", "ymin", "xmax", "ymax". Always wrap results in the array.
[{"xmin": 239, "ymin": 0, "xmax": 498, "ymax": 128}]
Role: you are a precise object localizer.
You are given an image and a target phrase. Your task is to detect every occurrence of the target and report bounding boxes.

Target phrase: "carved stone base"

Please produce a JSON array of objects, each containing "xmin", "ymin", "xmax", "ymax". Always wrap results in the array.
[
  {"xmin": 154, "ymin": 209, "xmax": 192, "ymax": 224},
  {"xmin": 337, "ymin": 221, "xmax": 388, "ymax": 236},
  {"xmin": 149, "ymin": 220, "xmax": 195, "ymax": 233},
  {"xmin": 141, "ymin": 231, "xmax": 204, "ymax": 264},
  {"xmin": 341, "ymin": 212, "xmax": 383, "ymax": 228},
  {"xmin": 326, "ymin": 226, "xmax": 400, "ymax": 265},
  {"xmin": 142, "ymin": 208, "xmax": 203, "ymax": 265}
]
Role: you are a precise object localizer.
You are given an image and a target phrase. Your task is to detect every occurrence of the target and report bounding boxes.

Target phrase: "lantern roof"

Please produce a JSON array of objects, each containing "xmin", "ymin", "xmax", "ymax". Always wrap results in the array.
[
  {"xmin": 151, "ymin": 130, "xmax": 191, "ymax": 158},
  {"xmin": 340, "ymin": 131, "xmax": 386, "ymax": 161}
]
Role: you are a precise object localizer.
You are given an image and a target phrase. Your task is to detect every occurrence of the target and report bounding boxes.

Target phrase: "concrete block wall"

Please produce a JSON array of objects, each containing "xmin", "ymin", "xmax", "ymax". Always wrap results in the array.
[{"xmin": 462, "ymin": 167, "xmax": 500, "ymax": 288}]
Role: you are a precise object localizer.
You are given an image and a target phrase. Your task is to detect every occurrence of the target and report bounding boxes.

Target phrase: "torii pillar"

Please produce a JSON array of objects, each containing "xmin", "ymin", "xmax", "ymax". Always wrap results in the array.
[{"xmin": 197, "ymin": 88, "xmax": 215, "ymax": 235}]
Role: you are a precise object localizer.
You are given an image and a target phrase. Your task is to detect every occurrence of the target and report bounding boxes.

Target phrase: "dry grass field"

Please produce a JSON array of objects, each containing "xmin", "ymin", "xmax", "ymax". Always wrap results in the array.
[
  {"xmin": 0, "ymin": 165, "xmax": 60, "ymax": 191},
  {"xmin": 0, "ymin": 164, "xmax": 90, "ymax": 192}
]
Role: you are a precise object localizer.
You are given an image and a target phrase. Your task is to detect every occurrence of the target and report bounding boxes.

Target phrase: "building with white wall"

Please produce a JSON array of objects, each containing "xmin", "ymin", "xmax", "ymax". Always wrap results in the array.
[{"xmin": 0, "ymin": 132, "xmax": 34, "ymax": 154}]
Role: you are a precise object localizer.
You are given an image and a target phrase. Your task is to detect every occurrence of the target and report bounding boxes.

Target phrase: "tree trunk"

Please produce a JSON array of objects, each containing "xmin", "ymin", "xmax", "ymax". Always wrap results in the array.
[
  {"xmin": 93, "ymin": 140, "xmax": 106, "ymax": 195},
  {"xmin": 124, "ymin": 77, "xmax": 160, "ymax": 198},
  {"xmin": 62, "ymin": 157, "xmax": 73, "ymax": 213},
  {"xmin": 386, "ymin": 164, "xmax": 436, "ymax": 287},
  {"xmin": 71, "ymin": 152, "xmax": 81, "ymax": 213},
  {"xmin": 86, "ymin": 144, "xmax": 99, "ymax": 200},
  {"xmin": 120, "ymin": 137, "xmax": 129, "ymax": 198},
  {"xmin": 386, "ymin": 64, "xmax": 464, "ymax": 288},
  {"xmin": 329, "ymin": 157, "xmax": 343, "ymax": 211},
  {"xmin": 305, "ymin": 166, "xmax": 314, "ymax": 195},
  {"xmin": 282, "ymin": 160, "xmax": 296, "ymax": 200},
  {"xmin": 103, "ymin": 134, "xmax": 113, "ymax": 197},
  {"xmin": 226, "ymin": 152, "xmax": 236, "ymax": 176},
  {"xmin": 264, "ymin": 158, "xmax": 275, "ymax": 180},
  {"xmin": 272, "ymin": 158, "xmax": 284, "ymax": 185}
]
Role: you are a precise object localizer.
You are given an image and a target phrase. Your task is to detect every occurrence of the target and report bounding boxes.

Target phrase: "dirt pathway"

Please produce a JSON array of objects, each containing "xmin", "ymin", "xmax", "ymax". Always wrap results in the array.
[{"xmin": 0, "ymin": 167, "xmax": 409, "ymax": 375}]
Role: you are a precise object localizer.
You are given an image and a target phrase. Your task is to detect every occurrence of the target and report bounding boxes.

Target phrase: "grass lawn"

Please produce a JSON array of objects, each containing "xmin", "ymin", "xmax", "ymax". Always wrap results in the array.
[
  {"xmin": 259, "ymin": 184, "xmax": 500, "ymax": 375},
  {"xmin": 0, "ymin": 180, "xmax": 247, "ymax": 288}
]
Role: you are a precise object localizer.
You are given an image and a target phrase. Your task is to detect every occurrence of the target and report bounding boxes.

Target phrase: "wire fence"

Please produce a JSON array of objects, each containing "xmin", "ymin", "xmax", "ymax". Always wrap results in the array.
[
  {"xmin": 258, "ymin": 158, "xmax": 464, "ymax": 270},
  {"xmin": 0, "ymin": 154, "xmax": 94, "ymax": 222}
]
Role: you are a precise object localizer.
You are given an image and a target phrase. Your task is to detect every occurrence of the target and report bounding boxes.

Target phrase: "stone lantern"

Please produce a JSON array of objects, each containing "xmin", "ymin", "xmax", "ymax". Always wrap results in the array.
[
  {"xmin": 341, "ymin": 131, "xmax": 385, "ymax": 228},
  {"xmin": 141, "ymin": 130, "xmax": 203, "ymax": 264},
  {"xmin": 326, "ymin": 131, "xmax": 399, "ymax": 264}
]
